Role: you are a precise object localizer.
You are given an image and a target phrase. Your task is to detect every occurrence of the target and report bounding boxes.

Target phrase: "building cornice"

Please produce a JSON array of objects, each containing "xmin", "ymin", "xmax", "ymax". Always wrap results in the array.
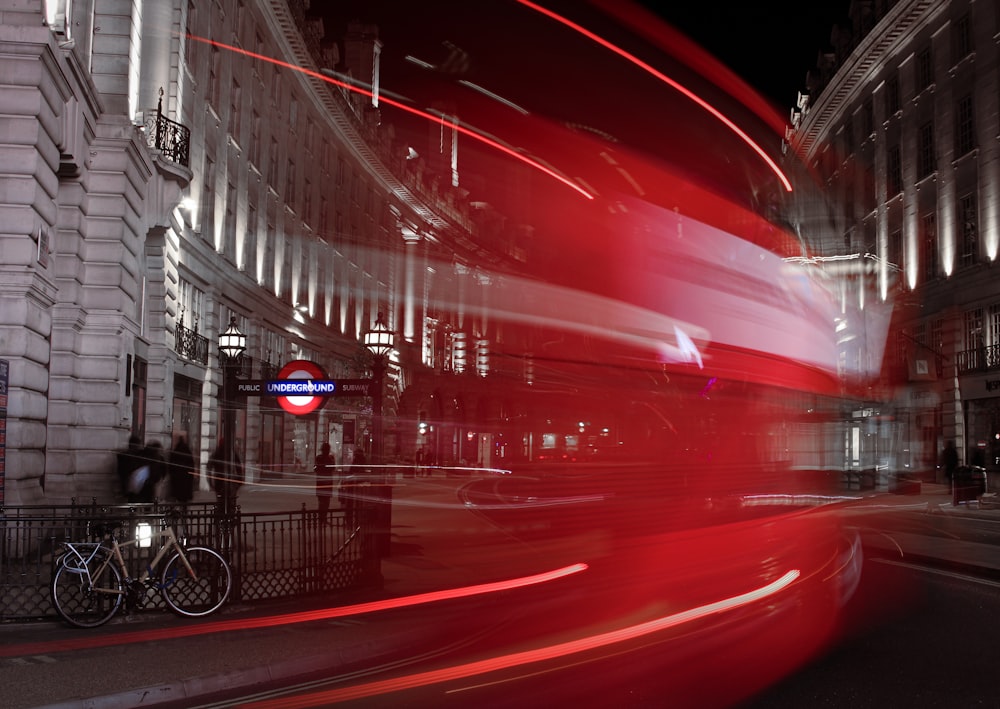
[
  {"xmin": 263, "ymin": 1, "xmax": 450, "ymax": 237},
  {"xmin": 792, "ymin": 0, "xmax": 945, "ymax": 159}
]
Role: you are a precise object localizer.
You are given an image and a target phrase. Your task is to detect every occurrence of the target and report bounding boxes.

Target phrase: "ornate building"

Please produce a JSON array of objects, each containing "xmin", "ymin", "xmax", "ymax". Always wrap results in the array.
[
  {"xmin": 0, "ymin": 0, "xmax": 518, "ymax": 504},
  {"xmin": 787, "ymin": 0, "xmax": 1000, "ymax": 482}
]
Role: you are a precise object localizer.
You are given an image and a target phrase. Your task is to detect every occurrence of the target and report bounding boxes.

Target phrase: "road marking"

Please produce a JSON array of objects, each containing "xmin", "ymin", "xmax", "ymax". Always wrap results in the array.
[{"xmin": 873, "ymin": 557, "xmax": 1000, "ymax": 588}]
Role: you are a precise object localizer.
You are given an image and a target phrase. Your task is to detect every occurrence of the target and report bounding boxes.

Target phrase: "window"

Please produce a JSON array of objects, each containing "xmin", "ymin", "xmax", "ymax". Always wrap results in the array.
[
  {"xmin": 304, "ymin": 179, "xmax": 312, "ymax": 224},
  {"xmin": 887, "ymin": 144, "xmax": 902, "ymax": 197},
  {"xmin": 200, "ymin": 156, "xmax": 215, "ymax": 239},
  {"xmin": 862, "ymin": 98, "xmax": 874, "ymax": 137},
  {"xmin": 964, "ymin": 308, "xmax": 984, "ymax": 352},
  {"xmin": 954, "ymin": 12, "xmax": 972, "ymax": 62},
  {"xmin": 916, "ymin": 45, "xmax": 933, "ymax": 92},
  {"xmin": 249, "ymin": 110, "xmax": 261, "ymax": 166},
  {"xmin": 922, "ymin": 211, "xmax": 937, "ymax": 280},
  {"xmin": 267, "ymin": 137, "xmax": 278, "ymax": 186},
  {"xmin": 209, "ymin": 46, "xmax": 221, "ymax": 109},
  {"xmin": 264, "ymin": 222, "xmax": 275, "ymax": 287},
  {"xmin": 286, "ymin": 160, "xmax": 296, "ymax": 205},
  {"xmin": 955, "ymin": 94, "xmax": 974, "ymax": 157},
  {"xmin": 245, "ymin": 203, "xmax": 257, "ymax": 274},
  {"xmin": 185, "ymin": 1, "xmax": 198, "ymax": 69},
  {"xmin": 842, "ymin": 120, "xmax": 854, "ymax": 157},
  {"xmin": 889, "ymin": 228, "xmax": 902, "ymax": 272},
  {"xmin": 178, "ymin": 280, "xmax": 206, "ymax": 331},
  {"xmin": 917, "ymin": 120, "xmax": 935, "ymax": 179},
  {"xmin": 931, "ymin": 318, "xmax": 943, "ymax": 356},
  {"xmin": 224, "ymin": 182, "xmax": 236, "ymax": 258},
  {"xmin": 959, "ymin": 192, "xmax": 978, "ymax": 267},
  {"xmin": 991, "ymin": 305, "xmax": 1000, "ymax": 353},
  {"xmin": 884, "ymin": 73, "xmax": 900, "ymax": 116},
  {"xmin": 229, "ymin": 79, "xmax": 241, "ymax": 144}
]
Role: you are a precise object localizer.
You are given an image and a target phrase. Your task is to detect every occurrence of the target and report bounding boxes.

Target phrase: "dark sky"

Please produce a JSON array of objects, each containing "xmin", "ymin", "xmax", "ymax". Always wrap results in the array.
[
  {"xmin": 324, "ymin": 1, "xmax": 852, "ymax": 112},
  {"xmin": 639, "ymin": 0, "xmax": 851, "ymax": 109}
]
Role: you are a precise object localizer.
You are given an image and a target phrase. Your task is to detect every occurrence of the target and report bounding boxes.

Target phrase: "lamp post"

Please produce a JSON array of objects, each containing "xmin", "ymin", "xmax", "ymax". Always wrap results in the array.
[
  {"xmin": 217, "ymin": 316, "xmax": 246, "ymax": 554},
  {"xmin": 363, "ymin": 312, "xmax": 394, "ymax": 557}
]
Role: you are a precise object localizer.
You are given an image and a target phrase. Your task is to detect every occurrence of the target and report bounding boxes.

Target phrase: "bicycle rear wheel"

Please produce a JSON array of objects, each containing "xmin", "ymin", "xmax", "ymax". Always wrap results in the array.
[
  {"xmin": 51, "ymin": 552, "xmax": 124, "ymax": 628},
  {"xmin": 160, "ymin": 546, "xmax": 232, "ymax": 617}
]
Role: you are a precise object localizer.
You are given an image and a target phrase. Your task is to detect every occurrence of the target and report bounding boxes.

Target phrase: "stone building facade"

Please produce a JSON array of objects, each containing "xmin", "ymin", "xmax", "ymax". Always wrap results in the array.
[
  {"xmin": 787, "ymin": 0, "xmax": 1000, "ymax": 481},
  {"xmin": 0, "ymin": 0, "xmax": 513, "ymax": 504}
]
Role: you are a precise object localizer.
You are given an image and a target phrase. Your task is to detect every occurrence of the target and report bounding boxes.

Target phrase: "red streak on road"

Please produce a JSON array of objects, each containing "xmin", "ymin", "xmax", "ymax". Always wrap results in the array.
[
  {"xmin": 242, "ymin": 569, "xmax": 802, "ymax": 707},
  {"xmin": 0, "ymin": 564, "xmax": 587, "ymax": 659}
]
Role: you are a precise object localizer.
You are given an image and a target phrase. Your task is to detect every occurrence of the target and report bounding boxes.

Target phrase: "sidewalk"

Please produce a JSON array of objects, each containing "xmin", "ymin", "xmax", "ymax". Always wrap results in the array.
[
  {"xmin": 846, "ymin": 480, "xmax": 1000, "ymax": 574},
  {"xmin": 1, "ymin": 477, "xmax": 602, "ymax": 709}
]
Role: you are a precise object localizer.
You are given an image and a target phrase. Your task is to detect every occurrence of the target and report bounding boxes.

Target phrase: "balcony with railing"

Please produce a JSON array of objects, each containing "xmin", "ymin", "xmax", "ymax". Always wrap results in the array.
[
  {"xmin": 956, "ymin": 343, "xmax": 1000, "ymax": 374},
  {"xmin": 144, "ymin": 89, "xmax": 191, "ymax": 168},
  {"xmin": 174, "ymin": 315, "xmax": 209, "ymax": 364}
]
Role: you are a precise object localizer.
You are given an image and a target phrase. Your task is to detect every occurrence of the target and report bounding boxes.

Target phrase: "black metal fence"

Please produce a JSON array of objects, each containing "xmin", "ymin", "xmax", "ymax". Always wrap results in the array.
[{"xmin": 0, "ymin": 499, "xmax": 380, "ymax": 622}]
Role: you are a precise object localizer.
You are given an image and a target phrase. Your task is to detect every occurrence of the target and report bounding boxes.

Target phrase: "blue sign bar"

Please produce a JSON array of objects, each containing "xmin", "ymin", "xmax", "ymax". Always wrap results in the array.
[{"xmin": 266, "ymin": 379, "xmax": 338, "ymax": 395}]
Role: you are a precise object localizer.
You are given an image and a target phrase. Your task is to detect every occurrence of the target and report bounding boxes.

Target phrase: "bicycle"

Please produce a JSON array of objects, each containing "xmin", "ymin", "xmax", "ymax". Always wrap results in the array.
[{"xmin": 51, "ymin": 515, "xmax": 232, "ymax": 628}]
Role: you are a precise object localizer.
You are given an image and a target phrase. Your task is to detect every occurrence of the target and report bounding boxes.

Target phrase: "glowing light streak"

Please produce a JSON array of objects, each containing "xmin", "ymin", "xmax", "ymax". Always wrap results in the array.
[
  {"xmin": 187, "ymin": 36, "xmax": 593, "ymax": 200},
  {"xmin": 457, "ymin": 80, "xmax": 531, "ymax": 115},
  {"xmin": 517, "ymin": 1, "xmax": 794, "ymax": 192},
  {"xmin": 244, "ymin": 570, "xmax": 802, "ymax": 708},
  {"xmin": 0, "ymin": 564, "xmax": 586, "ymax": 659}
]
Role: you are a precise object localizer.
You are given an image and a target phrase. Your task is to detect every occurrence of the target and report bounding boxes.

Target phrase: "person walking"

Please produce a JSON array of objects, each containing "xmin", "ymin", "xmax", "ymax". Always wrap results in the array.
[
  {"xmin": 941, "ymin": 440, "xmax": 959, "ymax": 484},
  {"xmin": 340, "ymin": 447, "xmax": 365, "ymax": 528},
  {"xmin": 208, "ymin": 438, "xmax": 243, "ymax": 515},
  {"xmin": 315, "ymin": 442, "xmax": 337, "ymax": 526},
  {"xmin": 168, "ymin": 435, "xmax": 196, "ymax": 508},
  {"xmin": 117, "ymin": 435, "xmax": 145, "ymax": 502}
]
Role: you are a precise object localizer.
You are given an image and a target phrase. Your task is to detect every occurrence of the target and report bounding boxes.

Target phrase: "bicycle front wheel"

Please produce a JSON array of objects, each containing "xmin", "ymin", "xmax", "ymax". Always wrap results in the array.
[
  {"xmin": 160, "ymin": 546, "xmax": 232, "ymax": 617},
  {"xmin": 51, "ymin": 553, "xmax": 124, "ymax": 628}
]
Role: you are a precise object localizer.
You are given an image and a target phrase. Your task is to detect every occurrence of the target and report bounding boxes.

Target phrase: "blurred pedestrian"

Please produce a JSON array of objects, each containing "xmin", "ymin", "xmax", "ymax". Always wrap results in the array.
[
  {"xmin": 168, "ymin": 435, "xmax": 196, "ymax": 507},
  {"xmin": 140, "ymin": 440, "xmax": 165, "ymax": 503},
  {"xmin": 341, "ymin": 447, "xmax": 365, "ymax": 527},
  {"xmin": 942, "ymin": 440, "xmax": 959, "ymax": 482},
  {"xmin": 315, "ymin": 442, "xmax": 337, "ymax": 526},
  {"xmin": 208, "ymin": 438, "xmax": 243, "ymax": 513},
  {"xmin": 117, "ymin": 435, "xmax": 144, "ymax": 502}
]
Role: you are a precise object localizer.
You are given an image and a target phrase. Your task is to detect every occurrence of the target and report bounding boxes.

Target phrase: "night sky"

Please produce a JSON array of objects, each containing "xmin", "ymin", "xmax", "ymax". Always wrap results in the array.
[
  {"xmin": 642, "ymin": 0, "xmax": 851, "ymax": 110},
  {"xmin": 323, "ymin": 1, "xmax": 852, "ymax": 114}
]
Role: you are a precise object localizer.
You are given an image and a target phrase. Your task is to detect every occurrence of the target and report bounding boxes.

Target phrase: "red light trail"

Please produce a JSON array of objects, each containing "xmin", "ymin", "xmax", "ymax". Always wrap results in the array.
[
  {"xmin": 242, "ymin": 569, "xmax": 802, "ymax": 707},
  {"xmin": 517, "ymin": 1, "xmax": 794, "ymax": 192},
  {"xmin": 185, "ymin": 36, "xmax": 594, "ymax": 200},
  {"xmin": 0, "ymin": 563, "xmax": 586, "ymax": 659}
]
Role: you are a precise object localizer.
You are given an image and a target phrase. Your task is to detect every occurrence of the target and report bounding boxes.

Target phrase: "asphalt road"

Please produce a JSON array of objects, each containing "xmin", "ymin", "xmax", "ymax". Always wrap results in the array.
[
  {"xmin": 5, "ymin": 477, "xmax": 1000, "ymax": 708},
  {"xmin": 742, "ymin": 549, "xmax": 1000, "ymax": 707}
]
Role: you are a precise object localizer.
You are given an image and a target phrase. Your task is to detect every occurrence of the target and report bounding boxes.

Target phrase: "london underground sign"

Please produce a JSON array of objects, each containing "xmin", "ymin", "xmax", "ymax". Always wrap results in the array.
[
  {"xmin": 232, "ymin": 360, "xmax": 375, "ymax": 415},
  {"xmin": 272, "ymin": 360, "xmax": 331, "ymax": 415}
]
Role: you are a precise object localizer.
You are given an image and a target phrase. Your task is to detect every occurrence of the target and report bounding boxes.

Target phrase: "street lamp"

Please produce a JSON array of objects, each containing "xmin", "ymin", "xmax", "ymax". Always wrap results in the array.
[
  {"xmin": 363, "ymin": 312, "xmax": 394, "ymax": 557},
  {"xmin": 217, "ymin": 316, "xmax": 246, "ymax": 550}
]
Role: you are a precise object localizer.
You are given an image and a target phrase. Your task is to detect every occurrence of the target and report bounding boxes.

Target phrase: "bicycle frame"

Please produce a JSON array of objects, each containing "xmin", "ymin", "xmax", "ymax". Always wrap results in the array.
[{"xmin": 62, "ymin": 526, "xmax": 194, "ymax": 596}]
